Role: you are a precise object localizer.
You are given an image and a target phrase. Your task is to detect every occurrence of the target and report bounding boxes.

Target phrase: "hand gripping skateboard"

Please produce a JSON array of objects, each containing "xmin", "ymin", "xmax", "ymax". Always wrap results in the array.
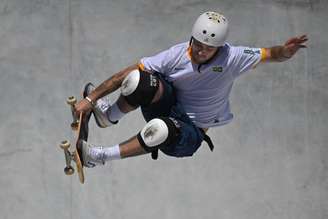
[{"xmin": 59, "ymin": 96, "xmax": 90, "ymax": 184}]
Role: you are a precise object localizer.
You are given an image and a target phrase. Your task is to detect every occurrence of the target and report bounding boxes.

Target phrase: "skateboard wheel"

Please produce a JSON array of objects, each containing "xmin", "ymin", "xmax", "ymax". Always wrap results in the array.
[
  {"xmin": 60, "ymin": 140, "xmax": 70, "ymax": 150},
  {"xmin": 64, "ymin": 166, "xmax": 74, "ymax": 175},
  {"xmin": 67, "ymin": 96, "xmax": 77, "ymax": 105},
  {"xmin": 71, "ymin": 122, "xmax": 79, "ymax": 130}
]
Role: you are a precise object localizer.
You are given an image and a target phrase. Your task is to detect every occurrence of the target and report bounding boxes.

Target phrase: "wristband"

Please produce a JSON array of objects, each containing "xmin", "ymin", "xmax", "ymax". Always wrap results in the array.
[{"xmin": 85, "ymin": 96, "xmax": 96, "ymax": 107}]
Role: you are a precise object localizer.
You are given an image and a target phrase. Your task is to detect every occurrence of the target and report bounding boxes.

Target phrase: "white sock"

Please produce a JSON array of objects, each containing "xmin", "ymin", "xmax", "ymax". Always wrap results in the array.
[
  {"xmin": 103, "ymin": 144, "xmax": 121, "ymax": 161},
  {"xmin": 108, "ymin": 102, "xmax": 126, "ymax": 122}
]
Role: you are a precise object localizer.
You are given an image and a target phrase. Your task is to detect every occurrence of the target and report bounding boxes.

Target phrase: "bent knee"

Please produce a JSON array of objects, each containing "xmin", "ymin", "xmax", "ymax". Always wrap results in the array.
[
  {"xmin": 137, "ymin": 117, "xmax": 180, "ymax": 152},
  {"xmin": 121, "ymin": 69, "xmax": 162, "ymax": 107}
]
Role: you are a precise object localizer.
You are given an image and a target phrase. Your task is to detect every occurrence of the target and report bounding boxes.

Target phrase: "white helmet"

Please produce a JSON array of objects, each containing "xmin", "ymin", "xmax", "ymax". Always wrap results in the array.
[{"xmin": 191, "ymin": 11, "xmax": 229, "ymax": 47}]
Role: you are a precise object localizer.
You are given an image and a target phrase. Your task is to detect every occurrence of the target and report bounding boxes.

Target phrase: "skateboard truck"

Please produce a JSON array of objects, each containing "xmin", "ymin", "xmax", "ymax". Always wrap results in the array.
[
  {"xmin": 67, "ymin": 96, "xmax": 79, "ymax": 130},
  {"xmin": 59, "ymin": 140, "xmax": 75, "ymax": 175},
  {"xmin": 59, "ymin": 139, "xmax": 84, "ymax": 183}
]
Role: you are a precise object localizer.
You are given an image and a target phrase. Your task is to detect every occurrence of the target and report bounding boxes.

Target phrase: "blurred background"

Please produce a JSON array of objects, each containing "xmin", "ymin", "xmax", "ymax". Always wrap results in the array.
[{"xmin": 0, "ymin": 0, "xmax": 327, "ymax": 218}]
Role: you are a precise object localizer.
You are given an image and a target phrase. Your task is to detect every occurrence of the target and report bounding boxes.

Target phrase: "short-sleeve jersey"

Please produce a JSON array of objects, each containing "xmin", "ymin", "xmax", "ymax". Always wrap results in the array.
[{"xmin": 139, "ymin": 42, "xmax": 264, "ymax": 128}]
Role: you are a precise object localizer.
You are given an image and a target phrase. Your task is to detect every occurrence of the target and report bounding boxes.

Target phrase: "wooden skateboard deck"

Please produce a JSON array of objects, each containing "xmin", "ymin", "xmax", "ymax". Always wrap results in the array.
[{"xmin": 60, "ymin": 96, "xmax": 90, "ymax": 184}]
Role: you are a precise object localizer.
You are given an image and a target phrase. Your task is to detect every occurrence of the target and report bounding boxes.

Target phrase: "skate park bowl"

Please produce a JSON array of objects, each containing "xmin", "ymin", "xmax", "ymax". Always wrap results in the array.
[{"xmin": 0, "ymin": 0, "xmax": 327, "ymax": 219}]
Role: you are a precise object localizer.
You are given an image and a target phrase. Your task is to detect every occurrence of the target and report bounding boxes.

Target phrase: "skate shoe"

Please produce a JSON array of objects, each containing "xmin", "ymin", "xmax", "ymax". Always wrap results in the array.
[
  {"xmin": 78, "ymin": 140, "xmax": 106, "ymax": 168},
  {"xmin": 83, "ymin": 82, "xmax": 117, "ymax": 128}
]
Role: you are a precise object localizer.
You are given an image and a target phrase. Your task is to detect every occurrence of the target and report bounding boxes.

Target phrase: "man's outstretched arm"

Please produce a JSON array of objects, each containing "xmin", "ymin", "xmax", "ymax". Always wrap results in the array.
[
  {"xmin": 75, "ymin": 63, "xmax": 139, "ymax": 114},
  {"xmin": 261, "ymin": 35, "xmax": 308, "ymax": 62}
]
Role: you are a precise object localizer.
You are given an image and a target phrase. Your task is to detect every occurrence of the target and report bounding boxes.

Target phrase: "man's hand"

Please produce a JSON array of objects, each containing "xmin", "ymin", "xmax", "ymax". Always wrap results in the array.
[
  {"xmin": 265, "ymin": 35, "xmax": 308, "ymax": 62},
  {"xmin": 74, "ymin": 98, "xmax": 93, "ymax": 115},
  {"xmin": 73, "ymin": 63, "xmax": 139, "ymax": 115},
  {"xmin": 282, "ymin": 34, "xmax": 308, "ymax": 58}
]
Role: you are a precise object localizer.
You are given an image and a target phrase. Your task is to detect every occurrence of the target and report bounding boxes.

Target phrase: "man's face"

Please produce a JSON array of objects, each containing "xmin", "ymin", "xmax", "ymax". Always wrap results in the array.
[{"xmin": 191, "ymin": 39, "xmax": 219, "ymax": 64}]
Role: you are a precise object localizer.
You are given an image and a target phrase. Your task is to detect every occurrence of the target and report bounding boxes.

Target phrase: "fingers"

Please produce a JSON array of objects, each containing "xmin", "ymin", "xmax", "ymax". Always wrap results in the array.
[
  {"xmin": 295, "ymin": 35, "xmax": 308, "ymax": 48},
  {"xmin": 285, "ymin": 34, "xmax": 308, "ymax": 46},
  {"xmin": 73, "ymin": 104, "xmax": 82, "ymax": 115},
  {"xmin": 74, "ymin": 99, "xmax": 91, "ymax": 114},
  {"xmin": 296, "ymin": 35, "xmax": 308, "ymax": 44},
  {"xmin": 299, "ymin": 35, "xmax": 308, "ymax": 40},
  {"xmin": 285, "ymin": 38, "xmax": 296, "ymax": 45},
  {"xmin": 287, "ymin": 43, "xmax": 307, "ymax": 49},
  {"xmin": 298, "ymin": 35, "xmax": 308, "ymax": 44},
  {"xmin": 283, "ymin": 34, "xmax": 308, "ymax": 58}
]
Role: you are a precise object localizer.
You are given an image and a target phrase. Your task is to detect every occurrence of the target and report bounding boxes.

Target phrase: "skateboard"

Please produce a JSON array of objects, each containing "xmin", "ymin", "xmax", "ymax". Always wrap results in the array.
[{"xmin": 59, "ymin": 96, "xmax": 90, "ymax": 184}]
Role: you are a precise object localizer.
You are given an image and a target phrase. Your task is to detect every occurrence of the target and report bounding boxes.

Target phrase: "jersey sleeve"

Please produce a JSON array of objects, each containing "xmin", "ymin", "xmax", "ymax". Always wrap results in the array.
[
  {"xmin": 139, "ymin": 46, "xmax": 176, "ymax": 75},
  {"xmin": 230, "ymin": 46, "xmax": 263, "ymax": 78}
]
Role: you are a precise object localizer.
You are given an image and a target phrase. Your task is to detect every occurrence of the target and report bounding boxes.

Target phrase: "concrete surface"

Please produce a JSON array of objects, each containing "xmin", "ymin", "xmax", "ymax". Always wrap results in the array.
[{"xmin": 0, "ymin": 0, "xmax": 327, "ymax": 219}]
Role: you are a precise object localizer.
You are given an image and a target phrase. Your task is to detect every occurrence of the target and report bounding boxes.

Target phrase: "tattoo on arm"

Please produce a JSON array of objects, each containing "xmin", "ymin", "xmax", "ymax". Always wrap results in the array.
[{"xmin": 89, "ymin": 63, "xmax": 139, "ymax": 100}]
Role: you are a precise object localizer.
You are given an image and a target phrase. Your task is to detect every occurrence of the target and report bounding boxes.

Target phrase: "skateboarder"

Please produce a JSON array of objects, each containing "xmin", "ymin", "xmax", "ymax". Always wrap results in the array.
[{"xmin": 74, "ymin": 11, "xmax": 308, "ymax": 168}]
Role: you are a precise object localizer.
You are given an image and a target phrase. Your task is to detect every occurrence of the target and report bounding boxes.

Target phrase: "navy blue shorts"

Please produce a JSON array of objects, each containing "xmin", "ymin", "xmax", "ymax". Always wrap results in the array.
[{"xmin": 141, "ymin": 73, "xmax": 205, "ymax": 158}]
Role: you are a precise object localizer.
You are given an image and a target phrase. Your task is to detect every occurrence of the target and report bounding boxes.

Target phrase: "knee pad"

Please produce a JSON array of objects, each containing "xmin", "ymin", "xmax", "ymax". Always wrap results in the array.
[
  {"xmin": 137, "ymin": 117, "xmax": 180, "ymax": 152},
  {"xmin": 121, "ymin": 69, "xmax": 159, "ymax": 107}
]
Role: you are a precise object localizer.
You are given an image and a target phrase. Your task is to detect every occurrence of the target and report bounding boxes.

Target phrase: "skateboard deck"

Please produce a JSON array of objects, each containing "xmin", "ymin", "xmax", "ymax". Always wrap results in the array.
[{"xmin": 60, "ymin": 96, "xmax": 90, "ymax": 184}]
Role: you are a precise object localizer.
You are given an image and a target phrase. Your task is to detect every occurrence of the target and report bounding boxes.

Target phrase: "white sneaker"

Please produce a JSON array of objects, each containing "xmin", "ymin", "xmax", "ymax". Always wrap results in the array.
[
  {"xmin": 83, "ymin": 83, "xmax": 117, "ymax": 128},
  {"xmin": 78, "ymin": 140, "xmax": 106, "ymax": 168}
]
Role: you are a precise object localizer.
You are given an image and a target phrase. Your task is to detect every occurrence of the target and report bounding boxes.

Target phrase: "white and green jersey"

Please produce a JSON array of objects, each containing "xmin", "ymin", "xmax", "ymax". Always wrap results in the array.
[{"xmin": 139, "ymin": 42, "xmax": 264, "ymax": 128}]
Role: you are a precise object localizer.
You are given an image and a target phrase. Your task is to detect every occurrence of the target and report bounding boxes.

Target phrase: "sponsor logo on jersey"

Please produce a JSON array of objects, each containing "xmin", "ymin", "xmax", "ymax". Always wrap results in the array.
[
  {"xmin": 174, "ymin": 67, "xmax": 185, "ymax": 71},
  {"xmin": 212, "ymin": 66, "xmax": 223, "ymax": 73},
  {"xmin": 244, "ymin": 49, "xmax": 260, "ymax": 55}
]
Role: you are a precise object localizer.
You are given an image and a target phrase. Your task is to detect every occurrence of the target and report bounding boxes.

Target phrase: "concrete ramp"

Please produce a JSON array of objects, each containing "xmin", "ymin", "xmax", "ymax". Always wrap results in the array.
[{"xmin": 0, "ymin": 0, "xmax": 327, "ymax": 219}]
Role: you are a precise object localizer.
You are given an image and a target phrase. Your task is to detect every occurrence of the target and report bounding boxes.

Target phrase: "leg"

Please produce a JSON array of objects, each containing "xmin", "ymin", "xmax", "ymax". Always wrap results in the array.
[
  {"xmin": 118, "ymin": 68, "xmax": 164, "ymax": 111},
  {"xmin": 110, "ymin": 115, "xmax": 176, "ymax": 159},
  {"xmin": 116, "ymin": 76, "xmax": 164, "ymax": 113},
  {"xmin": 119, "ymin": 136, "xmax": 148, "ymax": 158},
  {"xmin": 80, "ymin": 71, "xmax": 172, "ymax": 167},
  {"xmin": 81, "ymin": 117, "xmax": 180, "ymax": 167}
]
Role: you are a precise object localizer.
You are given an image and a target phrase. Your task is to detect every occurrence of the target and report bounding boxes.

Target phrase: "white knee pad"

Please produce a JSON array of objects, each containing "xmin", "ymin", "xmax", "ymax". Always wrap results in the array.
[
  {"xmin": 121, "ymin": 69, "xmax": 140, "ymax": 96},
  {"xmin": 121, "ymin": 69, "xmax": 159, "ymax": 107},
  {"xmin": 137, "ymin": 117, "xmax": 180, "ymax": 152}
]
